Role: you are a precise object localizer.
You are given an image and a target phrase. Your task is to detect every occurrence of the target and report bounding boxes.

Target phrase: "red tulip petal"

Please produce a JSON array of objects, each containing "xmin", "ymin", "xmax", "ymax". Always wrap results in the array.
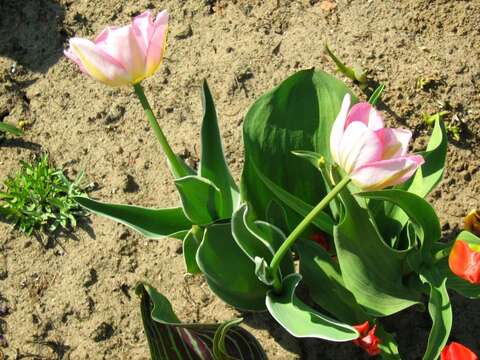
[
  {"xmin": 449, "ymin": 240, "xmax": 480, "ymax": 285},
  {"xmin": 441, "ymin": 342, "xmax": 478, "ymax": 360}
]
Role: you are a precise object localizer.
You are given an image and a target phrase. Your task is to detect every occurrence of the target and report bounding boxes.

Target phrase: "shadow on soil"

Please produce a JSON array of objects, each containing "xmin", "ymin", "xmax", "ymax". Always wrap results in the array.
[{"xmin": 0, "ymin": 0, "xmax": 67, "ymax": 73}]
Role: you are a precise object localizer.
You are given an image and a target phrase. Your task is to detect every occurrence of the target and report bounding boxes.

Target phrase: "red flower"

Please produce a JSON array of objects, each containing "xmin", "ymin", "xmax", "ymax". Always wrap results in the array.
[
  {"xmin": 449, "ymin": 240, "xmax": 480, "ymax": 284},
  {"xmin": 441, "ymin": 342, "xmax": 478, "ymax": 360},
  {"xmin": 310, "ymin": 232, "xmax": 331, "ymax": 252},
  {"xmin": 353, "ymin": 321, "xmax": 381, "ymax": 356}
]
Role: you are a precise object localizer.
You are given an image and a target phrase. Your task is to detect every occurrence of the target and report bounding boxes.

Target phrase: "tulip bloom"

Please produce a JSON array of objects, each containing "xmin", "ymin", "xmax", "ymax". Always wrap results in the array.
[
  {"xmin": 65, "ymin": 10, "xmax": 168, "ymax": 86},
  {"xmin": 449, "ymin": 240, "xmax": 480, "ymax": 284},
  {"xmin": 352, "ymin": 321, "xmax": 381, "ymax": 356},
  {"xmin": 330, "ymin": 94, "xmax": 424, "ymax": 190},
  {"xmin": 441, "ymin": 342, "xmax": 478, "ymax": 360}
]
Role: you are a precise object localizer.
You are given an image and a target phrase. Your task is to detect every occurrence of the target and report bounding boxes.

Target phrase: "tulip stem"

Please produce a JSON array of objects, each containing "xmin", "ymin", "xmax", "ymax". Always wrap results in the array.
[
  {"xmin": 133, "ymin": 83, "xmax": 188, "ymax": 178},
  {"xmin": 270, "ymin": 176, "xmax": 351, "ymax": 292}
]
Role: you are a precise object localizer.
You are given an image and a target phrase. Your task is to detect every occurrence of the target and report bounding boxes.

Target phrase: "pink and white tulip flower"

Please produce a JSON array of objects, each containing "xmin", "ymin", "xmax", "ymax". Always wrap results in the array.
[
  {"xmin": 64, "ymin": 10, "xmax": 168, "ymax": 86},
  {"xmin": 330, "ymin": 94, "xmax": 424, "ymax": 190}
]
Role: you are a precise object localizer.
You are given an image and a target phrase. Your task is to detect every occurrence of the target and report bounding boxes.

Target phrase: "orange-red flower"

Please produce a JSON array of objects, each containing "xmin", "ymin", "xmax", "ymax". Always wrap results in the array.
[
  {"xmin": 449, "ymin": 240, "xmax": 480, "ymax": 284},
  {"xmin": 441, "ymin": 342, "xmax": 478, "ymax": 360},
  {"xmin": 353, "ymin": 321, "xmax": 381, "ymax": 356}
]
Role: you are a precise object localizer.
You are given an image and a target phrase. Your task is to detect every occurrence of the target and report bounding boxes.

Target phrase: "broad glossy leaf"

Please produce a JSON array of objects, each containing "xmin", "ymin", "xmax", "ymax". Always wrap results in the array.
[
  {"xmin": 232, "ymin": 204, "xmax": 294, "ymax": 277},
  {"xmin": 335, "ymin": 187, "xmax": 421, "ymax": 316},
  {"xmin": 241, "ymin": 69, "xmax": 354, "ymax": 227},
  {"xmin": 254, "ymin": 164, "xmax": 334, "ymax": 235},
  {"xmin": 265, "ymin": 200, "xmax": 290, "ymax": 233},
  {"xmin": 199, "ymin": 81, "xmax": 240, "ymax": 216},
  {"xmin": 296, "ymin": 239, "xmax": 368, "ymax": 324},
  {"xmin": 290, "ymin": 150, "xmax": 324, "ymax": 169},
  {"xmin": 172, "ymin": 154, "xmax": 197, "ymax": 179},
  {"xmin": 183, "ymin": 229, "xmax": 201, "ymax": 274},
  {"xmin": 196, "ymin": 223, "xmax": 270, "ymax": 311},
  {"xmin": 291, "ymin": 153, "xmax": 340, "ymax": 221},
  {"xmin": 74, "ymin": 196, "xmax": 191, "ymax": 240},
  {"xmin": 419, "ymin": 267, "xmax": 452, "ymax": 360},
  {"xmin": 370, "ymin": 120, "xmax": 447, "ymax": 246},
  {"xmin": 136, "ymin": 283, "xmax": 267, "ymax": 360},
  {"xmin": 175, "ymin": 175, "xmax": 224, "ymax": 225},
  {"xmin": 403, "ymin": 119, "xmax": 447, "ymax": 198},
  {"xmin": 359, "ymin": 190, "xmax": 441, "ymax": 262},
  {"xmin": 379, "ymin": 120, "xmax": 447, "ymax": 234},
  {"xmin": 266, "ymin": 274, "xmax": 359, "ymax": 341}
]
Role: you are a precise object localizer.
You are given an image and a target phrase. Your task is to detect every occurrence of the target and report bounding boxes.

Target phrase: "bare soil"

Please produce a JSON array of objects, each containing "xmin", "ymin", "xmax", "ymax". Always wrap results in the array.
[{"xmin": 0, "ymin": 0, "xmax": 479, "ymax": 359}]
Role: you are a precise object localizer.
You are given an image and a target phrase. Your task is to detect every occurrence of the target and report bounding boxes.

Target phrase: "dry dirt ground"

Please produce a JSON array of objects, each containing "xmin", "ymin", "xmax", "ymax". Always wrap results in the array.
[{"xmin": 0, "ymin": 0, "xmax": 479, "ymax": 359}]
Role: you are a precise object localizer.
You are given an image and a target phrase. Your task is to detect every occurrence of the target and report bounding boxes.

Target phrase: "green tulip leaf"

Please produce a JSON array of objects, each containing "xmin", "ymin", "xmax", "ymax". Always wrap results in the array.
[
  {"xmin": 419, "ymin": 267, "xmax": 452, "ymax": 360},
  {"xmin": 199, "ymin": 81, "xmax": 240, "ymax": 217},
  {"xmin": 375, "ymin": 120, "xmax": 447, "ymax": 240},
  {"xmin": 232, "ymin": 204, "xmax": 294, "ymax": 277},
  {"xmin": 212, "ymin": 318, "xmax": 266, "ymax": 360},
  {"xmin": 241, "ymin": 68, "xmax": 354, "ymax": 228},
  {"xmin": 174, "ymin": 175, "xmax": 224, "ymax": 225},
  {"xmin": 455, "ymin": 230, "xmax": 480, "ymax": 245},
  {"xmin": 266, "ymin": 274, "xmax": 359, "ymax": 341},
  {"xmin": 334, "ymin": 187, "xmax": 421, "ymax": 317},
  {"xmin": 369, "ymin": 120, "xmax": 447, "ymax": 247},
  {"xmin": 254, "ymin": 164, "xmax": 334, "ymax": 235},
  {"xmin": 136, "ymin": 283, "xmax": 267, "ymax": 360},
  {"xmin": 74, "ymin": 196, "xmax": 191, "ymax": 240},
  {"xmin": 359, "ymin": 190, "xmax": 441, "ymax": 263},
  {"xmin": 290, "ymin": 150, "xmax": 325, "ymax": 169},
  {"xmin": 183, "ymin": 229, "xmax": 202, "ymax": 274},
  {"xmin": 404, "ymin": 119, "xmax": 447, "ymax": 198},
  {"xmin": 296, "ymin": 239, "xmax": 368, "ymax": 324},
  {"xmin": 265, "ymin": 200, "xmax": 291, "ymax": 233},
  {"xmin": 196, "ymin": 223, "xmax": 270, "ymax": 311}
]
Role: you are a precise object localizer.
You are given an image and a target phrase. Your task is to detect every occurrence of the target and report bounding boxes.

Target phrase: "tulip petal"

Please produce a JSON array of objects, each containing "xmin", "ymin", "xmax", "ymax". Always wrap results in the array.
[
  {"xmin": 329, "ymin": 94, "xmax": 351, "ymax": 164},
  {"xmin": 350, "ymin": 155, "xmax": 424, "ymax": 190},
  {"xmin": 339, "ymin": 121, "xmax": 383, "ymax": 174},
  {"xmin": 441, "ymin": 342, "xmax": 479, "ymax": 360},
  {"xmin": 367, "ymin": 108, "xmax": 384, "ymax": 131},
  {"xmin": 131, "ymin": 11, "xmax": 154, "ymax": 56},
  {"xmin": 95, "ymin": 25, "xmax": 146, "ymax": 83},
  {"xmin": 67, "ymin": 38, "xmax": 130, "ymax": 86},
  {"xmin": 449, "ymin": 240, "xmax": 480, "ymax": 285},
  {"xmin": 145, "ymin": 10, "xmax": 169, "ymax": 77},
  {"xmin": 382, "ymin": 128, "xmax": 412, "ymax": 159},
  {"xmin": 64, "ymin": 48, "xmax": 88, "ymax": 74},
  {"xmin": 346, "ymin": 102, "xmax": 384, "ymax": 131}
]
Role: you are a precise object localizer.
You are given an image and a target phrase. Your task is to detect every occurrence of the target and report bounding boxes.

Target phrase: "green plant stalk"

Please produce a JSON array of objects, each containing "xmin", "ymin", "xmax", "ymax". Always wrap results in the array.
[
  {"xmin": 270, "ymin": 176, "xmax": 351, "ymax": 292},
  {"xmin": 133, "ymin": 83, "xmax": 184, "ymax": 178},
  {"xmin": 324, "ymin": 44, "xmax": 356, "ymax": 81}
]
